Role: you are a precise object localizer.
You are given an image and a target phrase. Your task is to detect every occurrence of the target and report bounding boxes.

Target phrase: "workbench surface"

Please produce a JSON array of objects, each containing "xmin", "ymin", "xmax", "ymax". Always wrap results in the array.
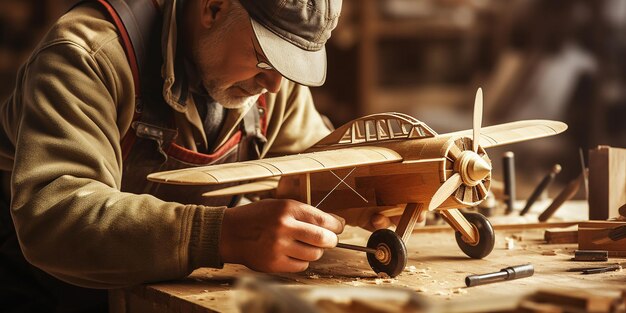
[{"xmin": 109, "ymin": 221, "xmax": 626, "ymax": 313}]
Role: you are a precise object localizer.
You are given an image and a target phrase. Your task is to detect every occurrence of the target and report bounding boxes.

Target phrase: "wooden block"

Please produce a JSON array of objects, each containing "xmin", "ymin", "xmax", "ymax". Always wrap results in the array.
[
  {"xmin": 578, "ymin": 221, "xmax": 626, "ymax": 252},
  {"xmin": 531, "ymin": 289, "xmax": 617, "ymax": 313},
  {"xmin": 588, "ymin": 146, "xmax": 626, "ymax": 220},
  {"xmin": 544, "ymin": 225, "xmax": 578, "ymax": 244},
  {"xmin": 573, "ymin": 250, "xmax": 608, "ymax": 261},
  {"xmin": 516, "ymin": 300, "xmax": 563, "ymax": 313}
]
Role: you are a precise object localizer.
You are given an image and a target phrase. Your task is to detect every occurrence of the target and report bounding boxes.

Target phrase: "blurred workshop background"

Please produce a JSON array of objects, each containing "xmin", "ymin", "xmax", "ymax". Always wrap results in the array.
[{"xmin": 1, "ymin": 0, "xmax": 625, "ymax": 198}]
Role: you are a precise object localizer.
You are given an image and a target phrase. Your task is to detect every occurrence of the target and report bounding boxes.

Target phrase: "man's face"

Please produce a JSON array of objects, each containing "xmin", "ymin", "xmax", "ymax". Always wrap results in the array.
[{"xmin": 192, "ymin": 9, "xmax": 283, "ymax": 109}]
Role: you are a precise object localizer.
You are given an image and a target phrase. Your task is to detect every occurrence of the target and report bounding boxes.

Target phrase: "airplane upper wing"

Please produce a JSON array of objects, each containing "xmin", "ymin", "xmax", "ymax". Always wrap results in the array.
[
  {"xmin": 442, "ymin": 120, "xmax": 567, "ymax": 149},
  {"xmin": 148, "ymin": 146, "xmax": 403, "ymax": 185}
]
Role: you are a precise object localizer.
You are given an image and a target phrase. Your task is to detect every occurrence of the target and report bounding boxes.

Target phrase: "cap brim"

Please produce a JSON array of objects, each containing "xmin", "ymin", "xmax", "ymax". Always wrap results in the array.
[{"xmin": 250, "ymin": 18, "xmax": 327, "ymax": 87}]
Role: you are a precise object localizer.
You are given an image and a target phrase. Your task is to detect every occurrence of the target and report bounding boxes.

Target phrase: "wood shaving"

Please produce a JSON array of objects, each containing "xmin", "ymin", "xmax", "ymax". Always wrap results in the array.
[
  {"xmin": 405, "ymin": 265, "xmax": 418, "ymax": 273},
  {"xmin": 505, "ymin": 237, "xmax": 515, "ymax": 250},
  {"xmin": 541, "ymin": 250, "xmax": 557, "ymax": 256},
  {"xmin": 453, "ymin": 288, "xmax": 468, "ymax": 294},
  {"xmin": 346, "ymin": 280, "xmax": 364, "ymax": 287}
]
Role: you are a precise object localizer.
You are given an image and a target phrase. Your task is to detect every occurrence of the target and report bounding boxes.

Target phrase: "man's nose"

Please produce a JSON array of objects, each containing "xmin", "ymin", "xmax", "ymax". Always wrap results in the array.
[{"xmin": 256, "ymin": 70, "xmax": 283, "ymax": 93}]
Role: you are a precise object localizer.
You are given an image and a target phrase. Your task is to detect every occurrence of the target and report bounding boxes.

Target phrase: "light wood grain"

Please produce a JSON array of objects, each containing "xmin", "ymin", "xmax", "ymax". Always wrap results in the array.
[{"xmin": 110, "ymin": 227, "xmax": 626, "ymax": 313}]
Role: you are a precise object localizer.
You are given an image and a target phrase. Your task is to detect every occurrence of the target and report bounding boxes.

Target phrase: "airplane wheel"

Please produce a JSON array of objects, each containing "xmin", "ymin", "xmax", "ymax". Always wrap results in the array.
[
  {"xmin": 366, "ymin": 229, "xmax": 407, "ymax": 277},
  {"xmin": 455, "ymin": 212, "xmax": 495, "ymax": 259}
]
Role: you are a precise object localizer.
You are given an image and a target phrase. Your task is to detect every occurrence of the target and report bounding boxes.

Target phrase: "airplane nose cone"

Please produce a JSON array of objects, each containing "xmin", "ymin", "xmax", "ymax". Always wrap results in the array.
[{"xmin": 468, "ymin": 156, "xmax": 491, "ymax": 182}]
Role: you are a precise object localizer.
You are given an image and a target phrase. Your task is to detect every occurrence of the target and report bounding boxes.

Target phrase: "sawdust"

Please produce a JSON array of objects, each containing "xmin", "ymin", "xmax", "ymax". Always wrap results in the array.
[
  {"xmin": 541, "ymin": 250, "xmax": 557, "ymax": 256},
  {"xmin": 373, "ymin": 278, "xmax": 397, "ymax": 285}
]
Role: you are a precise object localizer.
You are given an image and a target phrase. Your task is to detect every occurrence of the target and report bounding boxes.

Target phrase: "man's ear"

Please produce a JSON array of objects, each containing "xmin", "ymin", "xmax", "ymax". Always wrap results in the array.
[{"xmin": 199, "ymin": 0, "xmax": 228, "ymax": 29}]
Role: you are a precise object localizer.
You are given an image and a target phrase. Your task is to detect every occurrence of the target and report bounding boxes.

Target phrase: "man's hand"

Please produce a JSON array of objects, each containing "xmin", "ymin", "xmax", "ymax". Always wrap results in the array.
[
  {"xmin": 366, "ymin": 211, "xmax": 427, "ymax": 231},
  {"xmin": 219, "ymin": 199, "xmax": 345, "ymax": 273}
]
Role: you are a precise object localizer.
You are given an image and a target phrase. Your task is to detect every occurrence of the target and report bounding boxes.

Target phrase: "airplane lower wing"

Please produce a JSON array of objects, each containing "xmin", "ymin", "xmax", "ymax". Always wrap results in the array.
[
  {"xmin": 202, "ymin": 178, "xmax": 279, "ymax": 197},
  {"xmin": 442, "ymin": 120, "xmax": 567, "ymax": 149},
  {"xmin": 148, "ymin": 146, "xmax": 403, "ymax": 185}
]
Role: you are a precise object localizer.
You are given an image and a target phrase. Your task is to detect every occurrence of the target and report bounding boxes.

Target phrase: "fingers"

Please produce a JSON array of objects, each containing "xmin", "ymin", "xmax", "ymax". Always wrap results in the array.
[
  {"xmin": 288, "ymin": 220, "xmax": 338, "ymax": 248},
  {"xmin": 371, "ymin": 214, "xmax": 392, "ymax": 229},
  {"xmin": 390, "ymin": 215, "xmax": 402, "ymax": 226},
  {"xmin": 292, "ymin": 203, "xmax": 345, "ymax": 234},
  {"xmin": 262, "ymin": 254, "xmax": 310, "ymax": 273},
  {"xmin": 369, "ymin": 212, "xmax": 426, "ymax": 231},
  {"xmin": 284, "ymin": 240, "xmax": 325, "ymax": 262},
  {"xmin": 417, "ymin": 210, "xmax": 427, "ymax": 223}
]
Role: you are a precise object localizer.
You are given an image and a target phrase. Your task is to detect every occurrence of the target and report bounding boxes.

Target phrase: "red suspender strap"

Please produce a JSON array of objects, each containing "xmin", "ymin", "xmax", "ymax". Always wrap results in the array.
[
  {"xmin": 164, "ymin": 132, "xmax": 243, "ymax": 165},
  {"xmin": 93, "ymin": 0, "xmax": 143, "ymax": 160},
  {"xmin": 163, "ymin": 94, "xmax": 269, "ymax": 165},
  {"xmin": 95, "ymin": 0, "xmax": 141, "ymax": 97}
]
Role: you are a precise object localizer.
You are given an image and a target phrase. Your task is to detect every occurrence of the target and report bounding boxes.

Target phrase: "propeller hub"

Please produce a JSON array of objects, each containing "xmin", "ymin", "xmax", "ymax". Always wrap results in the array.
[{"xmin": 456, "ymin": 151, "xmax": 492, "ymax": 187}]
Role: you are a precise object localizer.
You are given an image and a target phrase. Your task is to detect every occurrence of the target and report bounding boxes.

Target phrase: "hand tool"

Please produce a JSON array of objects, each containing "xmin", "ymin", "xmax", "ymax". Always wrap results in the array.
[
  {"xmin": 503, "ymin": 151, "xmax": 516, "ymax": 214},
  {"xmin": 465, "ymin": 264, "xmax": 534, "ymax": 287},
  {"xmin": 538, "ymin": 172, "xmax": 582, "ymax": 222},
  {"xmin": 520, "ymin": 164, "xmax": 561, "ymax": 216},
  {"xmin": 592, "ymin": 225, "xmax": 626, "ymax": 245}
]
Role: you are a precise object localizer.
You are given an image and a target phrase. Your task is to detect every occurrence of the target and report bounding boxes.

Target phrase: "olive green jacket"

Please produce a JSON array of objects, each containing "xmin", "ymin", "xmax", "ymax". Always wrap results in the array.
[{"xmin": 0, "ymin": 2, "xmax": 329, "ymax": 288}]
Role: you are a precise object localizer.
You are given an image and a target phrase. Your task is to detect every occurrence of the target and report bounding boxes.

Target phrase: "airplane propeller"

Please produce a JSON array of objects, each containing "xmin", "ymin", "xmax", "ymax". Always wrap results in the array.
[
  {"xmin": 473, "ymin": 88, "xmax": 482, "ymax": 153},
  {"xmin": 428, "ymin": 173, "xmax": 463, "ymax": 211},
  {"xmin": 428, "ymin": 88, "xmax": 491, "ymax": 211}
]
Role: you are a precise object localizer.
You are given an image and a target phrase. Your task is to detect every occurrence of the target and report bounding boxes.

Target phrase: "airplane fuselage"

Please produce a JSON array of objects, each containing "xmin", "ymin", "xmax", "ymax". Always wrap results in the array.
[{"xmin": 276, "ymin": 134, "xmax": 492, "ymax": 219}]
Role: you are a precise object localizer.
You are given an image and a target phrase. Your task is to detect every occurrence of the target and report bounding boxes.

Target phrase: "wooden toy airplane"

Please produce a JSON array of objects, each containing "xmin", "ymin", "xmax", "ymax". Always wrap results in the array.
[{"xmin": 148, "ymin": 88, "xmax": 567, "ymax": 277}]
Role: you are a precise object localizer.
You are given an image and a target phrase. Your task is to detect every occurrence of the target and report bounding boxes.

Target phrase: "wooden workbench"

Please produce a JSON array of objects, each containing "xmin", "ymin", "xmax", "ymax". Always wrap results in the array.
[{"xmin": 109, "ymin": 221, "xmax": 626, "ymax": 313}]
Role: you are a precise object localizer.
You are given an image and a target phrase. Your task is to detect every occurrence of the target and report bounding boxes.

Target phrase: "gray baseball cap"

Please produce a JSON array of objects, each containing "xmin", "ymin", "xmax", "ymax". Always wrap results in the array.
[{"xmin": 239, "ymin": 0, "xmax": 342, "ymax": 87}]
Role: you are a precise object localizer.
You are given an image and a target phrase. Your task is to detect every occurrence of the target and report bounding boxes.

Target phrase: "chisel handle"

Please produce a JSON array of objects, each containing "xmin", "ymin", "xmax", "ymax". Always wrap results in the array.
[
  {"xmin": 520, "ymin": 164, "xmax": 561, "ymax": 216},
  {"xmin": 538, "ymin": 173, "xmax": 582, "ymax": 222}
]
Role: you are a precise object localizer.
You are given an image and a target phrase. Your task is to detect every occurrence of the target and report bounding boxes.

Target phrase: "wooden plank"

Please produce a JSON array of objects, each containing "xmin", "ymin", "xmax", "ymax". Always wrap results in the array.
[
  {"xmin": 544, "ymin": 226, "xmax": 578, "ymax": 244},
  {"xmin": 578, "ymin": 221, "xmax": 626, "ymax": 252},
  {"xmin": 531, "ymin": 289, "xmax": 617, "ymax": 313},
  {"xmin": 110, "ymin": 227, "xmax": 626, "ymax": 313},
  {"xmin": 412, "ymin": 221, "xmax": 580, "ymax": 233},
  {"xmin": 517, "ymin": 300, "xmax": 563, "ymax": 313},
  {"xmin": 589, "ymin": 146, "xmax": 626, "ymax": 220}
]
